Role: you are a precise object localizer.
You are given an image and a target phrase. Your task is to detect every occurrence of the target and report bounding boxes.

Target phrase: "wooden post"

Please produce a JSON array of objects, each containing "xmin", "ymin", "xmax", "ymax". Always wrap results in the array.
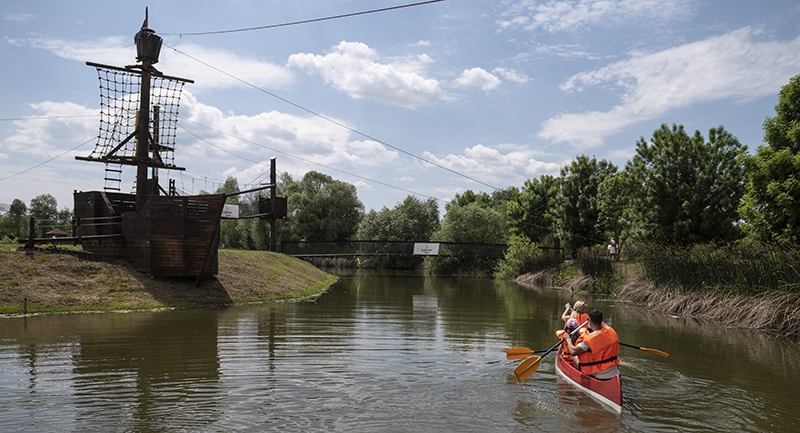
[
  {"xmin": 269, "ymin": 157, "xmax": 277, "ymax": 252},
  {"xmin": 26, "ymin": 217, "xmax": 35, "ymax": 249}
]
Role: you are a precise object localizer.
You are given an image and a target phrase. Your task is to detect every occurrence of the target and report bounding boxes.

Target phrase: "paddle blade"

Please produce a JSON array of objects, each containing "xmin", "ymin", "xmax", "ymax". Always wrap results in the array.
[
  {"xmin": 506, "ymin": 347, "xmax": 535, "ymax": 360},
  {"xmin": 513, "ymin": 356, "xmax": 541, "ymax": 382},
  {"xmin": 641, "ymin": 347, "xmax": 670, "ymax": 357}
]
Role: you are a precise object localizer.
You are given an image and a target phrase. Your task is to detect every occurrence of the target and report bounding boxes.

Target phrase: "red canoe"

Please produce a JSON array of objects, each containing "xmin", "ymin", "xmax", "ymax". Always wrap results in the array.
[{"xmin": 555, "ymin": 350, "xmax": 622, "ymax": 414}]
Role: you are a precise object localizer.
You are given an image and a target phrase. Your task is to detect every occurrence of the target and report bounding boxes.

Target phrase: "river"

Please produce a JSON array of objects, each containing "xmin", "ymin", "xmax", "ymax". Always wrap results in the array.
[{"xmin": 1, "ymin": 271, "xmax": 798, "ymax": 432}]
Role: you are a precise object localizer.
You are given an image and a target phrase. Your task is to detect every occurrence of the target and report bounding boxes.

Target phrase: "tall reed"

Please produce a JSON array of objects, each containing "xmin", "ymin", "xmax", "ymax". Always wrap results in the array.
[{"xmin": 626, "ymin": 241, "xmax": 800, "ymax": 295}]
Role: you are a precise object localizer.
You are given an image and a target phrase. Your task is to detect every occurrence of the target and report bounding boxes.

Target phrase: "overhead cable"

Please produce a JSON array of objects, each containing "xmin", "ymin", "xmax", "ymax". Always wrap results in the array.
[{"xmin": 162, "ymin": 0, "xmax": 445, "ymax": 36}]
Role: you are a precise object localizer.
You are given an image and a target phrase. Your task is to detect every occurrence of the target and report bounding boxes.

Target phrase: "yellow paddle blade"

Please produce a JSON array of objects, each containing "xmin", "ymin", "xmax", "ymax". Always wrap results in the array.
[
  {"xmin": 513, "ymin": 356, "xmax": 541, "ymax": 382},
  {"xmin": 641, "ymin": 347, "xmax": 670, "ymax": 357},
  {"xmin": 506, "ymin": 347, "xmax": 535, "ymax": 359}
]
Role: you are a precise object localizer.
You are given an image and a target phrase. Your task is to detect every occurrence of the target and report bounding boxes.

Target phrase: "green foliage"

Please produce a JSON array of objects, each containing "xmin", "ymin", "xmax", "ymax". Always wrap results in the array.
[
  {"xmin": 427, "ymin": 201, "xmax": 508, "ymax": 276},
  {"xmin": 559, "ymin": 155, "xmax": 617, "ymax": 250},
  {"xmin": 356, "ymin": 196, "xmax": 440, "ymax": 269},
  {"xmin": 494, "ymin": 235, "xmax": 561, "ymax": 279},
  {"xmin": 29, "ymin": 193, "xmax": 60, "ymax": 237},
  {"xmin": 623, "ymin": 124, "xmax": 747, "ymax": 244},
  {"xmin": 508, "ymin": 175, "xmax": 559, "ymax": 243},
  {"xmin": 626, "ymin": 241, "xmax": 800, "ymax": 295},
  {"xmin": 283, "ymin": 171, "xmax": 364, "ymax": 242},
  {"xmin": 596, "ymin": 172, "xmax": 627, "ymax": 244},
  {"xmin": 0, "ymin": 198, "xmax": 27, "ymax": 240},
  {"xmin": 740, "ymin": 74, "xmax": 800, "ymax": 244}
]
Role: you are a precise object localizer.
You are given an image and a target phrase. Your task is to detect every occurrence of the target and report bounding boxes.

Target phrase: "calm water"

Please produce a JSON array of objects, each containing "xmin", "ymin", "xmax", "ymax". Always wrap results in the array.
[{"xmin": 1, "ymin": 271, "xmax": 799, "ymax": 432}]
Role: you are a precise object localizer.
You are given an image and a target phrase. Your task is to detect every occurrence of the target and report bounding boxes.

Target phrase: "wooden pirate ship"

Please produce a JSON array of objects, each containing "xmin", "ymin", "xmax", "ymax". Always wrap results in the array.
[{"xmin": 74, "ymin": 11, "xmax": 226, "ymax": 279}]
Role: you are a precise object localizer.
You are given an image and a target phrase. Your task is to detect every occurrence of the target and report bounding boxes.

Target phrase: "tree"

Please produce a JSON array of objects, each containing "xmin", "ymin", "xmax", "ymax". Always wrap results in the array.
[
  {"xmin": 428, "ymin": 201, "xmax": 508, "ymax": 276},
  {"xmin": 284, "ymin": 171, "xmax": 364, "ymax": 242},
  {"xmin": 559, "ymin": 155, "xmax": 617, "ymax": 251},
  {"xmin": 216, "ymin": 177, "xmax": 246, "ymax": 248},
  {"xmin": 357, "ymin": 196, "xmax": 440, "ymax": 268},
  {"xmin": 740, "ymin": 74, "xmax": 800, "ymax": 244},
  {"xmin": 446, "ymin": 188, "xmax": 517, "ymax": 213},
  {"xmin": 625, "ymin": 123, "xmax": 748, "ymax": 244},
  {"xmin": 29, "ymin": 194, "xmax": 59, "ymax": 237},
  {"xmin": 508, "ymin": 175, "xmax": 560, "ymax": 244},
  {"xmin": 596, "ymin": 172, "xmax": 628, "ymax": 249},
  {"xmin": 0, "ymin": 199, "xmax": 27, "ymax": 240}
]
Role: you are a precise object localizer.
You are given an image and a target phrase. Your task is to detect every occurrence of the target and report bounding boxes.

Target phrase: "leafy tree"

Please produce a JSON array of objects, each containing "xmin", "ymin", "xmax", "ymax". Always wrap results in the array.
[
  {"xmin": 508, "ymin": 175, "xmax": 560, "ymax": 243},
  {"xmin": 284, "ymin": 171, "xmax": 364, "ymax": 242},
  {"xmin": 216, "ymin": 177, "xmax": 245, "ymax": 248},
  {"xmin": 357, "ymin": 196, "xmax": 440, "ymax": 268},
  {"xmin": 740, "ymin": 74, "xmax": 800, "ymax": 244},
  {"xmin": 596, "ymin": 172, "xmax": 629, "ymax": 250},
  {"xmin": 447, "ymin": 188, "xmax": 517, "ymax": 213},
  {"xmin": 0, "ymin": 199, "xmax": 27, "ymax": 240},
  {"xmin": 625, "ymin": 123, "xmax": 748, "ymax": 244},
  {"xmin": 29, "ymin": 194, "xmax": 59, "ymax": 237},
  {"xmin": 427, "ymin": 201, "xmax": 508, "ymax": 276},
  {"xmin": 559, "ymin": 155, "xmax": 617, "ymax": 251}
]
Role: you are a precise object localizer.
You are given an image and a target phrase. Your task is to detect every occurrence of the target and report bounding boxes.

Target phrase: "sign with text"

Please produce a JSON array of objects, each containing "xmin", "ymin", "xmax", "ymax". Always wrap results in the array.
[
  {"xmin": 413, "ymin": 243, "xmax": 440, "ymax": 256},
  {"xmin": 221, "ymin": 204, "xmax": 239, "ymax": 219}
]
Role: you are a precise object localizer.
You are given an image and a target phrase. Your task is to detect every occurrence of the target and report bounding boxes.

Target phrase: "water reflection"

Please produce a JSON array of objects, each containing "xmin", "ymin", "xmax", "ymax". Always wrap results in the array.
[{"xmin": 1, "ymin": 271, "xmax": 799, "ymax": 432}]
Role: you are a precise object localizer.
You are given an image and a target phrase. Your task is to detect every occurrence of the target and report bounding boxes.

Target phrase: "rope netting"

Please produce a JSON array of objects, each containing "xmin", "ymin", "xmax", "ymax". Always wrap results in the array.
[{"xmin": 86, "ymin": 64, "xmax": 188, "ymax": 192}]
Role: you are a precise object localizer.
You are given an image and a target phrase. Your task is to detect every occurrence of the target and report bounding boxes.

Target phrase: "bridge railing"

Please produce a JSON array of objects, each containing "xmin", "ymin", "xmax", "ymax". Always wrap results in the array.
[{"xmin": 280, "ymin": 240, "xmax": 510, "ymax": 259}]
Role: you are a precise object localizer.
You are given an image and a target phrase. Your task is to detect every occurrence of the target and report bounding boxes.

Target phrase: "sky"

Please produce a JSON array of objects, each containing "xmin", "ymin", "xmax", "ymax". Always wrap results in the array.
[{"xmin": 2, "ymin": 0, "xmax": 800, "ymax": 216}]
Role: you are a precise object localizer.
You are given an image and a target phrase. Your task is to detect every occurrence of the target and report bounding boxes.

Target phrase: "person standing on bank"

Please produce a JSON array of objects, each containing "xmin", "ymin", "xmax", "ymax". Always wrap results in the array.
[
  {"xmin": 607, "ymin": 238, "xmax": 617, "ymax": 260},
  {"xmin": 564, "ymin": 309, "xmax": 620, "ymax": 380}
]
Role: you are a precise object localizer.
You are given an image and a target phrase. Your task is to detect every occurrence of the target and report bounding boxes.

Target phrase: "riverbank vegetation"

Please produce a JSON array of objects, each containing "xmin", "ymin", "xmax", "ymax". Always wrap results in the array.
[
  {"xmin": 3, "ymin": 75, "xmax": 800, "ymax": 337},
  {"xmin": 0, "ymin": 244, "xmax": 337, "ymax": 315}
]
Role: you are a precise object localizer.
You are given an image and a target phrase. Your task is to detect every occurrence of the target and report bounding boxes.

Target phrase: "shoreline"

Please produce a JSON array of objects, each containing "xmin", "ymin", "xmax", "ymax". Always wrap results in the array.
[
  {"xmin": 515, "ymin": 270, "xmax": 800, "ymax": 341},
  {"xmin": 0, "ymin": 245, "xmax": 338, "ymax": 315}
]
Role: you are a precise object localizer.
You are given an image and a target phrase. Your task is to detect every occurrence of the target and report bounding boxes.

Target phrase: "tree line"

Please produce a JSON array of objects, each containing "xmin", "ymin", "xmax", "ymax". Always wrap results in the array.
[{"xmin": 3, "ymin": 75, "xmax": 800, "ymax": 289}]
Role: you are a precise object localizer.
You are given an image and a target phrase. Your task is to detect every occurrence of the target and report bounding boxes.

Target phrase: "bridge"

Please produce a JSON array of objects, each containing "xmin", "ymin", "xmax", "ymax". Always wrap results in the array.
[{"xmin": 281, "ymin": 240, "xmax": 509, "ymax": 259}]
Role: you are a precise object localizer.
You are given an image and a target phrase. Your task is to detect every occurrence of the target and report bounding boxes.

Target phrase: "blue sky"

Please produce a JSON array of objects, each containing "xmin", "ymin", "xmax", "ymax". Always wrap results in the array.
[{"xmin": 2, "ymin": 0, "xmax": 800, "ymax": 215}]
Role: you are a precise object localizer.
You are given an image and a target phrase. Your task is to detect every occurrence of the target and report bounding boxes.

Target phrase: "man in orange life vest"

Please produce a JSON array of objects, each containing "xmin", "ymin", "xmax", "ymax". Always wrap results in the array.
[{"xmin": 563, "ymin": 309, "xmax": 620, "ymax": 380}]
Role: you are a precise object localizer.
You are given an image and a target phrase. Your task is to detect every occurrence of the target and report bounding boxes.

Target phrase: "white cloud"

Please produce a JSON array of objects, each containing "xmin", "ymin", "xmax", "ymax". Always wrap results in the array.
[
  {"xmin": 454, "ymin": 67, "xmax": 502, "ymax": 91},
  {"xmin": 539, "ymin": 28, "xmax": 800, "ymax": 148},
  {"xmin": 15, "ymin": 37, "xmax": 294, "ymax": 92},
  {"xmin": 492, "ymin": 67, "xmax": 530, "ymax": 83},
  {"xmin": 4, "ymin": 101, "xmax": 97, "ymax": 157},
  {"xmin": 178, "ymin": 91, "xmax": 400, "ymax": 183},
  {"xmin": 287, "ymin": 41, "xmax": 442, "ymax": 108},
  {"xmin": 497, "ymin": 0, "xmax": 695, "ymax": 33},
  {"xmin": 421, "ymin": 144, "xmax": 561, "ymax": 187},
  {"xmin": 161, "ymin": 42, "xmax": 294, "ymax": 91},
  {"xmin": 4, "ymin": 13, "xmax": 35, "ymax": 22}
]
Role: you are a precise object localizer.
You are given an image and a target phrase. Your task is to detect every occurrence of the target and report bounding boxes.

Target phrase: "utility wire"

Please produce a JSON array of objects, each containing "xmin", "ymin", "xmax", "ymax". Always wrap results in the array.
[
  {"xmin": 162, "ymin": 0, "xmax": 444, "ymax": 36},
  {"xmin": 163, "ymin": 43, "xmax": 500, "ymax": 192},
  {"xmin": 0, "ymin": 137, "xmax": 95, "ymax": 182},
  {"xmin": 179, "ymin": 119, "xmax": 443, "ymax": 201}
]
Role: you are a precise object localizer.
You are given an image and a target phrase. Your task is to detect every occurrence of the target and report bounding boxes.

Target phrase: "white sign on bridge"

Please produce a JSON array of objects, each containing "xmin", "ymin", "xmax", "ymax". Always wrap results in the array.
[{"xmin": 413, "ymin": 243, "xmax": 440, "ymax": 256}]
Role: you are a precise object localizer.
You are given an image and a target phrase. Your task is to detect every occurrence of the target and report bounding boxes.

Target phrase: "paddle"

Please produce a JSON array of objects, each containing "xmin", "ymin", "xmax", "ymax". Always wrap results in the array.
[
  {"xmin": 512, "ymin": 320, "xmax": 588, "ymax": 382},
  {"xmin": 506, "ymin": 347, "xmax": 548, "ymax": 360},
  {"xmin": 619, "ymin": 342, "xmax": 669, "ymax": 357}
]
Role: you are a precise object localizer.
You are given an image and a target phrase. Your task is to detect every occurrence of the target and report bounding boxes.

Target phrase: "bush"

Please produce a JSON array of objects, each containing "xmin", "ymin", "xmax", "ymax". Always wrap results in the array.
[{"xmin": 495, "ymin": 235, "xmax": 561, "ymax": 279}]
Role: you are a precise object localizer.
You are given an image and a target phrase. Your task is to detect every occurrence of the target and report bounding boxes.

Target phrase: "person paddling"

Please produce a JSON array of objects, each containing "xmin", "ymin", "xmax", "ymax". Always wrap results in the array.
[
  {"xmin": 564, "ymin": 309, "xmax": 620, "ymax": 380},
  {"xmin": 561, "ymin": 300, "xmax": 589, "ymax": 325}
]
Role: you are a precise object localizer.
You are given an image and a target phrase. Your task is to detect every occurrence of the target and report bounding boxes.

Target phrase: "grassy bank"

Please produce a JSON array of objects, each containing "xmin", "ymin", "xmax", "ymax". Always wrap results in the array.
[
  {"xmin": 0, "ymin": 244, "xmax": 338, "ymax": 315},
  {"xmin": 516, "ymin": 256, "xmax": 800, "ymax": 340}
]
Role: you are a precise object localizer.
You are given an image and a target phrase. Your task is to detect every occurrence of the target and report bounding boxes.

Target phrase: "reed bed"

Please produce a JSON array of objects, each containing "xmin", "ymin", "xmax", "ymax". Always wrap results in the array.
[
  {"xmin": 626, "ymin": 242, "xmax": 800, "ymax": 295},
  {"xmin": 620, "ymin": 280, "xmax": 800, "ymax": 339}
]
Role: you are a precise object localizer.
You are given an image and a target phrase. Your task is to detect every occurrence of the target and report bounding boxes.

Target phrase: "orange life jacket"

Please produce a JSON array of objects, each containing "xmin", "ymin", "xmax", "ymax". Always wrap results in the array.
[
  {"xmin": 571, "ymin": 312, "xmax": 589, "ymax": 327},
  {"xmin": 576, "ymin": 324, "xmax": 620, "ymax": 376}
]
